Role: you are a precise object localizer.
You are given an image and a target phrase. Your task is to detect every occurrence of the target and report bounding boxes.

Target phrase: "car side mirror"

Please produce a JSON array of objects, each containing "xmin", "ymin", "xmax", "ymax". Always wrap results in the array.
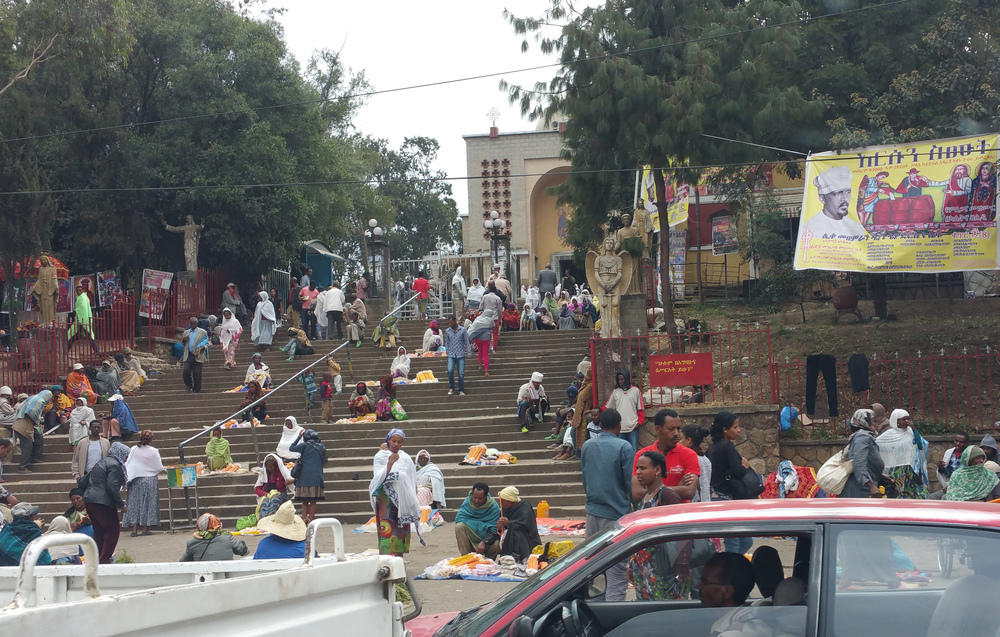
[
  {"xmin": 588, "ymin": 574, "xmax": 607, "ymax": 598},
  {"xmin": 509, "ymin": 616, "xmax": 533, "ymax": 637}
]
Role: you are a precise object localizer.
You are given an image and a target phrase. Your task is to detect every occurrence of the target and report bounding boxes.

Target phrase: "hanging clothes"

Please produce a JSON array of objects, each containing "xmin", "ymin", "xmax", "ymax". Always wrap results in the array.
[
  {"xmin": 805, "ymin": 354, "xmax": 838, "ymax": 417},
  {"xmin": 847, "ymin": 353, "xmax": 870, "ymax": 393}
]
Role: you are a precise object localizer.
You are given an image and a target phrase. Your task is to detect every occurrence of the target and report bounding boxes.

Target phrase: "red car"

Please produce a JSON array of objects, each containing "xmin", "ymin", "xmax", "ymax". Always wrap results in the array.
[{"xmin": 407, "ymin": 499, "xmax": 1000, "ymax": 637}]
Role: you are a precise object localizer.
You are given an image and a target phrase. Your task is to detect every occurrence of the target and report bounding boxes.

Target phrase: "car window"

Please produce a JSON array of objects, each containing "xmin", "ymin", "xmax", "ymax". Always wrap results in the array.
[{"xmin": 829, "ymin": 525, "xmax": 1000, "ymax": 637}]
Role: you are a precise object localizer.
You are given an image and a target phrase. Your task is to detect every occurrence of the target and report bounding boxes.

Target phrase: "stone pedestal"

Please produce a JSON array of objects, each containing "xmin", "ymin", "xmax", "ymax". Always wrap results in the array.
[{"xmin": 620, "ymin": 293, "xmax": 649, "ymax": 337}]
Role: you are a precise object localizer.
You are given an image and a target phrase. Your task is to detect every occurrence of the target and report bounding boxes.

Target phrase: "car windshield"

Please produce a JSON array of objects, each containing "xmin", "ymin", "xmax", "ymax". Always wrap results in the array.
[{"xmin": 438, "ymin": 524, "xmax": 624, "ymax": 637}]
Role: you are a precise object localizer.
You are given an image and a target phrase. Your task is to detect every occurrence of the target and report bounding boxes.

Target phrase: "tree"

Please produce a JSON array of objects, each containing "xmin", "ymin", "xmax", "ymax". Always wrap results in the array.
[{"xmin": 504, "ymin": 0, "xmax": 820, "ymax": 326}]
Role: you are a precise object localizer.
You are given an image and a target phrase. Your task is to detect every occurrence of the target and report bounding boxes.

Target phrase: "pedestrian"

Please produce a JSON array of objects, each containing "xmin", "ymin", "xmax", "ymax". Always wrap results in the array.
[
  {"xmin": 445, "ymin": 315, "xmax": 470, "ymax": 396},
  {"xmin": 122, "ymin": 430, "xmax": 164, "ymax": 536},
  {"xmin": 468, "ymin": 309, "xmax": 495, "ymax": 377},
  {"xmin": 286, "ymin": 277, "xmax": 301, "ymax": 329},
  {"xmin": 467, "ymin": 278, "xmax": 485, "ymax": 311},
  {"xmin": 481, "ymin": 284, "xmax": 503, "ymax": 351},
  {"xmin": 579, "ymin": 408, "xmax": 633, "ymax": 601},
  {"xmin": 81, "ymin": 441, "xmax": 128, "ymax": 564},
  {"xmin": 370, "ymin": 428, "xmax": 422, "ymax": 556},
  {"xmin": 412, "ymin": 272, "xmax": 430, "ymax": 320},
  {"xmin": 299, "ymin": 282, "xmax": 319, "ymax": 340},
  {"xmin": 451, "ymin": 266, "xmax": 467, "ymax": 320},
  {"xmin": 71, "ymin": 420, "xmax": 110, "ymax": 480},
  {"xmin": 319, "ymin": 373, "xmax": 334, "ymax": 423},
  {"xmin": 13, "ymin": 389, "xmax": 49, "ymax": 473},
  {"xmin": 299, "ymin": 268, "xmax": 312, "ymax": 289},
  {"xmin": 356, "ymin": 272, "xmax": 369, "ymax": 301},
  {"xmin": 537, "ymin": 264, "xmax": 558, "ymax": 298},
  {"xmin": 289, "ymin": 429, "xmax": 327, "ymax": 525},
  {"xmin": 67, "ymin": 284, "xmax": 98, "ymax": 353},
  {"xmin": 602, "ymin": 370, "xmax": 644, "ymax": 454},
  {"xmin": 251, "ymin": 290, "xmax": 276, "ymax": 351},
  {"xmin": 325, "ymin": 281, "xmax": 346, "ymax": 340},
  {"xmin": 706, "ymin": 411, "xmax": 754, "ymax": 553},
  {"xmin": 218, "ymin": 308, "xmax": 242, "ymax": 370},
  {"xmin": 180, "ymin": 316, "xmax": 209, "ymax": 393},
  {"xmin": 634, "ymin": 409, "xmax": 699, "ymax": 501},
  {"xmin": 875, "ymin": 409, "xmax": 929, "ymax": 499}
]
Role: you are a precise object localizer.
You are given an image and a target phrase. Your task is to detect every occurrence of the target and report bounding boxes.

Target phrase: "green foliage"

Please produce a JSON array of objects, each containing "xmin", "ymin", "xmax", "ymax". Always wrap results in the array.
[{"xmin": 114, "ymin": 549, "xmax": 135, "ymax": 564}]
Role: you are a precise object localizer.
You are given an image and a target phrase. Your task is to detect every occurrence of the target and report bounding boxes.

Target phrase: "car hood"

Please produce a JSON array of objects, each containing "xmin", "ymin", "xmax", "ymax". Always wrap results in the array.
[{"xmin": 406, "ymin": 610, "xmax": 461, "ymax": 637}]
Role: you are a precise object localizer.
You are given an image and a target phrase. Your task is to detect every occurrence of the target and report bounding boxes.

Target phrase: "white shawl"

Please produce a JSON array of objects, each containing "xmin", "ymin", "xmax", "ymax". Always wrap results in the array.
[
  {"xmin": 451, "ymin": 267, "xmax": 467, "ymax": 299},
  {"xmin": 276, "ymin": 417, "xmax": 303, "ymax": 459},
  {"xmin": 255, "ymin": 453, "xmax": 295, "ymax": 491},
  {"xmin": 125, "ymin": 445, "xmax": 164, "ymax": 480},
  {"xmin": 876, "ymin": 409, "xmax": 917, "ymax": 469},
  {"xmin": 245, "ymin": 361, "xmax": 270, "ymax": 385},
  {"xmin": 369, "ymin": 449, "xmax": 422, "ymax": 525},
  {"xmin": 251, "ymin": 291, "xmax": 276, "ymax": 341},
  {"xmin": 415, "ymin": 457, "xmax": 447, "ymax": 507},
  {"xmin": 68, "ymin": 400, "xmax": 95, "ymax": 445},
  {"xmin": 315, "ymin": 291, "xmax": 329, "ymax": 328},
  {"xmin": 219, "ymin": 313, "xmax": 242, "ymax": 349},
  {"xmin": 422, "ymin": 328, "xmax": 442, "ymax": 352}
]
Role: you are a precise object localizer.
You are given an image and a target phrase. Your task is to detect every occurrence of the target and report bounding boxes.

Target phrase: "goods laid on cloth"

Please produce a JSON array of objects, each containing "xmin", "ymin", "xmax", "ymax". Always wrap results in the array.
[
  {"xmin": 353, "ymin": 507, "xmax": 444, "ymax": 534},
  {"xmin": 762, "ymin": 461, "xmax": 828, "ymax": 499},
  {"xmin": 460, "ymin": 443, "xmax": 517, "ymax": 466},
  {"xmin": 536, "ymin": 518, "xmax": 586, "ymax": 537},
  {"xmin": 335, "ymin": 413, "xmax": 377, "ymax": 425},
  {"xmin": 416, "ymin": 555, "xmax": 531, "ymax": 582},
  {"xmin": 200, "ymin": 463, "xmax": 246, "ymax": 475}
]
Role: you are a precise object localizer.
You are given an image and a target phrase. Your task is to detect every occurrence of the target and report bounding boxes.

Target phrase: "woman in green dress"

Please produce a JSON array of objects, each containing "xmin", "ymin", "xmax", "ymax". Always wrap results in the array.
[{"xmin": 205, "ymin": 428, "xmax": 232, "ymax": 471}]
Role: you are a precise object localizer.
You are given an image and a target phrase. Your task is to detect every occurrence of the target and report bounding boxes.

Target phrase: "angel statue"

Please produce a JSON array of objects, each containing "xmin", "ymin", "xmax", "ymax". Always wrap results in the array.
[{"xmin": 586, "ymin": 234, "xmax": 634, "ymax": 338}]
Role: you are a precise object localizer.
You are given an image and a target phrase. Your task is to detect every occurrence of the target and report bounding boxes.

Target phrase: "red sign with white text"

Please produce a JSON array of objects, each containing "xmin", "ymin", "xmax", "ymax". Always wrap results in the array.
[{"xmin": 649, "ymin": 353, "xmax": 713, "ymax": 387}]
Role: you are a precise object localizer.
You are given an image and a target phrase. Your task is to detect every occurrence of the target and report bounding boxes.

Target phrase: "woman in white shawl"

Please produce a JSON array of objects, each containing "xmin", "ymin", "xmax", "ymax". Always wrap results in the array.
[
  {"xmin": 68, "ymin": 397, "xmax": 95, "ymax": 446},
  {"xmin": 45, "ymin": 516, "xmax": 82, "ymax": 564},
  {"xmin": 451, "ymin": 266, "xmax": 467, "ymax": 319},
  {"xmin": 526, "ymin": 285, "xmax": 540, "ymax": 311},
  {"xmin": 251, "ymin": 290, "xmax": 276, "ymax": 350},
  {"xmin": 415, "ymin": 449, "xmax": 446, "ymax": 508},
  {"xmin": 275, "ymin": 416, "xmax": 303, "ymax": 461},
  {"xmin": 876, "ymin": 409, "xmax": 929, "ymax": 499},
  {"xmin": 369, "ymin": 428, "xmax": 424, "ymax": 556},
  {"xmin": 244, "ymin": 352, "xmax": 271, "ymax": 389},
  {"xmin": 219, "ymin": 308, "xmax": 242, "ymax": 370}
]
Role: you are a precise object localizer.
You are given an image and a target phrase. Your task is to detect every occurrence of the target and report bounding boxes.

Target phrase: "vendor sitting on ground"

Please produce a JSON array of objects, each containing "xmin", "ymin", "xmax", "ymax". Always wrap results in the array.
[
  {"xmin": 346, "ymin": 309, "xmax": 365, "ymax": 347},
  {"xmin": 348, "ymin": 382, "xmax": 377, "ymax": 418},
  {"xmin": 276, "ymin": 416, "xmax": 303, "ymax": 461},
  {"xmin": 65, "ymin": 488, "xmax": 93, "ymax": 539},
  {"xmin": 482, "ymin": 486, "xmax": 541, "ymax": 562},
  {"xmin": 67, "ymin": 363, "xmax": 99, "ymax": 405},
  {"xmin": 454, "ymin": 482, "xmax": 501, "ymax": 559},
  {"xmin": 0, "ymin": 503, "xmax": 51, "ymax": 566},
  {"xmin": 245, "ymin": 352, "xmax": 271, "ymax": 389},
  {"xmin": 253, "ymin": 501, "xmax": 307, "ymax": 560},
  {"xmin": 205, "ymin": 428, "xmax": 232, "ymax": 471},
  {"xmin": 180, "ymin": 513, "xmax": 248, "ymax": 562},
  {"xmin": 121, "ymin": 347, "xmax": 148, "ymax": 382},
  {"xmin": 280, "ymin": 327, "xmax": 314, "ymax": 361},
  {"xmin": 255, "ymin": 453, "xmax": 295, "ymax": 501},
  {"xmin": 113, "ymin": 353, "xmax": 142, "ymax": 393},
  {"xmin": 415, "ymin": 450, "xmax": 446, "ymax": 509},
  {"xmin": 516, "ymin": 372, "xmax": 549, "ymax": 434},
  {"xmin": 239, "ymin": 380, "xmax": 267, "ymax": 423}
]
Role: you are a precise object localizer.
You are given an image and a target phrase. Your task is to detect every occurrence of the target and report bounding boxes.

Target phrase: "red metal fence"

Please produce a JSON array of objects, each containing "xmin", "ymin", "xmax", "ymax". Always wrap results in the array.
[
  {"xmin": 0, "ymin": 297, "xmax": 136, "ymax": 394},
  {"xmin": 590, "ymin": 324, "xmax": 772, "ymax": 409}
]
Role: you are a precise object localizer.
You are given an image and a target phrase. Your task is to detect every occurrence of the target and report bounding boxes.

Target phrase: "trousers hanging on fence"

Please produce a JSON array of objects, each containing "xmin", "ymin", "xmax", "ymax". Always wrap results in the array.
[
  {"xmin": 847, "ymin": 353, "xmax": 870, "ymax": 393},
  {"xmin": 805, "ymin": 354, "xmax": 838, "ymax": 417}
]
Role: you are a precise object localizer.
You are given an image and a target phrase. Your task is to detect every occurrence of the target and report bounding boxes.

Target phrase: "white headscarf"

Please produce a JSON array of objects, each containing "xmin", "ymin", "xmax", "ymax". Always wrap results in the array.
[
  {"xmin": 451, "ymin": 266, "xmax": 466, "ymax": 298},
  {"xmin": 276, "ymin": 416, "xmax": 303, "ymax": 459},
  {"xmin": 69, "ymin": 397, "xmax": 94, "ymax": 445},
  {"xmin": 255, "ymin": 453, "xmax": 295, "ymax": 493},
  {"xmin": 370, "ymin": 448, "xmax": 422, "ymax": 524},
  {"xmin": 415, "ymin": 449, "xmax": 447, "ymax": 507},
  {"xmin": 876, "ymin": 409, "xmax": 917, "ymax": 468},
  {"xmin": 44, "ymin": 516, "xmax": 79, "ymax": 561},
  {"xmin": 251, "ymin": 291, "xmax": 276, "ymax": 341},
  {"xmin": 219, "ymin": 309, "xmax": 242, "ymax": 349}
]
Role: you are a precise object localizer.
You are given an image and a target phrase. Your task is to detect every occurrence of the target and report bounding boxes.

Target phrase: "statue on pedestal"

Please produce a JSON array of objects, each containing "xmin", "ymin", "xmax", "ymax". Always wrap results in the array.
[
  {"xmin": 633, "ymin": 199, "xmax": 655, "ymax": 249},
  {"xmin": 586, "ymin": 235, "xmax": 634, "ymax": 338},
  {"xmin": 614, "ymin": 212, "xmax": 645, "ymax": 295},
  {"xmin": 31, "ymin": 255, "xmax": 58, "ymax": 325},
  {"xmin": 165, "ymin": 215, "xmax": 205, "ymax": 272}
]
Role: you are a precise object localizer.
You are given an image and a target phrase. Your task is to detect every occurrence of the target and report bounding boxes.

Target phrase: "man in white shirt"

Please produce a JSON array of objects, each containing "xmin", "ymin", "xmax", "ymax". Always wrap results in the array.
[
  {"xmin": 324, "ymin": 281, "xmax": 347, "ymax": 340},
  {"xmin": 803, "ymin": 165, "xmax": 867, "ymax": 240}
]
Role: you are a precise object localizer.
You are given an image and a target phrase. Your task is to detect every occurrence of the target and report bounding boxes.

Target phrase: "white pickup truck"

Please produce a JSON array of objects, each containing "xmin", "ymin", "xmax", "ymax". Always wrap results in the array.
[{"xmin": 0, "ymin": 518, "xmax": 420, "ymax": 635}]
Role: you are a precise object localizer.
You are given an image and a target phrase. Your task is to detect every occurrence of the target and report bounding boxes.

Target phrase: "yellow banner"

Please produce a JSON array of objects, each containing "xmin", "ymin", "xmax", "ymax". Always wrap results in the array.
[
  {"xmin": 640, "ymin": 167, "xmax": 689, "ymax": 232},
  {"xmin": 794, "ymin": 134, "xmax": 1000, "ymax": 272}
]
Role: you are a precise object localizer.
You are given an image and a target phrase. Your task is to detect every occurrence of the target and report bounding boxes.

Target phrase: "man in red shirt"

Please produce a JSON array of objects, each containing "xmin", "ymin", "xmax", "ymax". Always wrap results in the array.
[
  {"xmin": 632, "ymin": 408, "xmax": 699, "ymax": 501},
  {"xmin": 412, "ymin": 273, "xmax": 430, "ymax": 320}
]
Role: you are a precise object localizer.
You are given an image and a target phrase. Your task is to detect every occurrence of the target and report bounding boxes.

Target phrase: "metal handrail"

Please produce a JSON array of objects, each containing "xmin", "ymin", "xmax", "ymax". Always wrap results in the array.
[{"xmin": 176, "ymin": 293, "xmax": 421, "ymax": 464}]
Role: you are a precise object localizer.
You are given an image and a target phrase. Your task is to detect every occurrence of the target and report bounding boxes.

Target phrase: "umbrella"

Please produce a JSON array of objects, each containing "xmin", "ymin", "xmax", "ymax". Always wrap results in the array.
[{"xmin": 23, "ymin": 256, "xmax": 70, "ymax": 280}]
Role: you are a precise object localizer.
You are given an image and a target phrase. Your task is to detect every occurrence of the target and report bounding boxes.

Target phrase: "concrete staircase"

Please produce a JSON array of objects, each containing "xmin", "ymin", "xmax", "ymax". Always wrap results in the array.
[{"xmin": 7, "ymin": 321, "xmax": 592, "ymax": 527}]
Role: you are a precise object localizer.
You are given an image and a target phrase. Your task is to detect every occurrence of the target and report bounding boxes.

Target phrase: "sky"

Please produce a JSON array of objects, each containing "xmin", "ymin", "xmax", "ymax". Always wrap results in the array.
[{"xmin": 265, "ymin": 0, "xmax": 566, "ymax": 219}]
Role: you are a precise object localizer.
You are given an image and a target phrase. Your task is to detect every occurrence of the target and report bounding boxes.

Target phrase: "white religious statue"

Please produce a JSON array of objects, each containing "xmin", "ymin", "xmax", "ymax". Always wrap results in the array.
[
  {"xmin": 165, "ymin": 215, "xmax": 205, "ymax": 272},
  {"xmin": 586, "ymin": 234, "xmax": 634, "ymax": 338}
]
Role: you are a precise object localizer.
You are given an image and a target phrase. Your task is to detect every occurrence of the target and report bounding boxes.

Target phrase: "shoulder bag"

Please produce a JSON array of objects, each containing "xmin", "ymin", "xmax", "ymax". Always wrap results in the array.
[{"xmin": 816, "ymin": 446, "xmax": 853, "ymax": 495}]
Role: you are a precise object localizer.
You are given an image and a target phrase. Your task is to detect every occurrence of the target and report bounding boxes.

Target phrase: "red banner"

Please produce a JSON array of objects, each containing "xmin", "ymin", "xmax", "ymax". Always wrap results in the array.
[{"xmin": 649, "ymin": 353, "xmax": 713, "ymax": 387}]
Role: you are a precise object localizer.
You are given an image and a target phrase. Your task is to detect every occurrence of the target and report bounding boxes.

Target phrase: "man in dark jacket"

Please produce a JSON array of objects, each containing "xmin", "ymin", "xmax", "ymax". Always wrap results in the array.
[
  {"xmin": 537, "ymin": 264, "xmax": 558, "ymax": 297},
  {"xmin": 0, "ymin": 503, "xmax": 51, "ymax": 566},
  {"xmin": 82, "ymin": 441, "xmax": 127, "ymax": 563},
  {"xmin": 483, "ymin": 486, "xmax": 541, "ymax": 562}
]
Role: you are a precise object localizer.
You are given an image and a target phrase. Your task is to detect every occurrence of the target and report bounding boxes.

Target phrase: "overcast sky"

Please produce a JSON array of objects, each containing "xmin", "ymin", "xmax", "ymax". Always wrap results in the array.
[{"xmin": 266, "ymin": 0, "xmax": 565, "ymax": 219}]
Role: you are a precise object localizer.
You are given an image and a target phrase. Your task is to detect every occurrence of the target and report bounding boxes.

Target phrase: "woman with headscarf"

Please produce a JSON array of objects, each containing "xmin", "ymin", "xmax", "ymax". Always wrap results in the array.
[
  {"xmin": 251, "ymin": 290, "xmax": 276, "ymax": 351},
  {"xmin": 422, "ymin": 320, "xmax": 443, "ymax": 353},
  {"xmin": 502, "ymin": 303, "xmax": 521, "ymax": 331},
  {"xmin": 85, "ymin": 365, "xmax": 107, "ymax": 397},
  {"xmin": 0, "ymin": 386, "xmax": 14, "ymax": 431},
  {"xmin": 525, "ymin": 285, "xmax": 540, "ymax": 310},
  {"xmin": 122, "ymin": 348, "xmax": 148, "ymax": 382},
  {"xmin": 45, "ymin": 516, "xmax": 83, "ymax": 565},
  {"xmin": 451, "ymin": 266, "xmax": 467, "ymax": 319},
  {"xmin": 468, "ymin": 308, "xmax": 495, "ymax": 376},
  {"xmin": 542, "ymin": 291, "xmax": 559, "ymax": 317},
  {"xmin": 870, "ymin": 403, "xmax": 889, "ymax": 435},
  {"xmin": 240, "ymin": 380, "xmax": 267, "ymax": 423},
  {"xmin": 123, "ymin": 430, "xmax": 164, "ymax": 536},
  {"xmin": 218, "ymin": 308, "xmax": 242, "ymax": 370},
  {"xmin": 520, "ymin": 303, "xmax": 536, "ymax": 331},
  {"xmin": 205, "ymin": 427, "xmax": 232, "ymax": 471},
  {"xmin": 289, "ymin": 429, "xmax": 327, "ymax": 525},
  {"xmin": 557, "ymin": 302, "xmax": 577, "ymax": 330},
  {"xmin": 255, "ymin": 452, "xmax": 295, "ymax": 501},
  {"xmin": 106, "ymin": 394, "xmax": 139, "ymax": 440},
  {"xmin": 536, "ymin": 305, "xmax": 556, "ymax": 330},
  {"xmin": 945, "ymin": 446, "xmax": 1000, "ymax": 501},
  {"xmin": 13, "ymin": 389, "xmax": 50, "ymax": 473},
  {"xmin": 82, "ymin": 441, "xmax": 128, "ymax": 564},
  {"xmin": 415, "ymin": 449, "xmax": 446, "ymax": 508},
  {"xmin": 275, "ymin": 416, "xmax": 304, "ymax": 460},
  {"xmin": 244, "ymin": 352, "xmax": 271, "ymax": 389},
  {"xmin": 67, "ymin": 363, "xmax": 98, "ymax": 405},
  {"xmin": 372, "ymin": 315, "xmax": 400, "ymax": 350},
  {"xmin": 180, "ymin": 513, "xmax": 249, "ymax": 562},
  {"xmin": 370, "ymin": 428, "xmax": 423, "ymax": 556},
  {"xmin": 841, "ymin": 409, "xmax": 886, "ymax": 498},
  {"xmin": 348, "ymin": 383, "xmax": 377, "ymax": 418},
  {"xmin": 96, "ymin": 360, "xmax": 122, "ymax": 396},
  {"xmin": 68, "ymin": 397, "xmax": 95, "ymax": 446},
  {"xmin": 876, "ymin": 409, "xmax": 929, "ymax": 499},
  {"xmin": 376, "ymin": 375, "xmax": 399, "ymax": 422},
  {"xmin": 113, "ymin": 353, "xmax": 142, "ymax": 394}
]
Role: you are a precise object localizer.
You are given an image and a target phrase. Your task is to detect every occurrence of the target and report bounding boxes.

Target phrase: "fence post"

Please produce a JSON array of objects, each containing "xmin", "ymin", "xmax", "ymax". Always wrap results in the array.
[{"xmin": 767, "ymin": 324, "xmax": 778, "ymax": 403}]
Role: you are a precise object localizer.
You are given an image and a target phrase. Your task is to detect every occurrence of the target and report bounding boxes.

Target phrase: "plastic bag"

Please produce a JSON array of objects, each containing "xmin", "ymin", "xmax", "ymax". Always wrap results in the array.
[
  {"xmin": 236, "ymin": 514, "xmax": 258, "ymax": 531},
  {"xmin": 390, "ymin": 347, "xmax": 411, "ymax": 379},
  {"xmin": 390, "ymin": 398, "xmax": 408, "ymax": 421}
]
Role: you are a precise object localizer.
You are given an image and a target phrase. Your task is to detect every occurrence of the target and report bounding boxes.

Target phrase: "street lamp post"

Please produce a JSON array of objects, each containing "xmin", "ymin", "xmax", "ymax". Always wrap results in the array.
[
  {"xmin": 483, "ymin": 210, "xmax": 510, "ymax": 282},
  {"xmin": 367, "ymin": 218, "xmax": 383, "ymax": 297}
]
